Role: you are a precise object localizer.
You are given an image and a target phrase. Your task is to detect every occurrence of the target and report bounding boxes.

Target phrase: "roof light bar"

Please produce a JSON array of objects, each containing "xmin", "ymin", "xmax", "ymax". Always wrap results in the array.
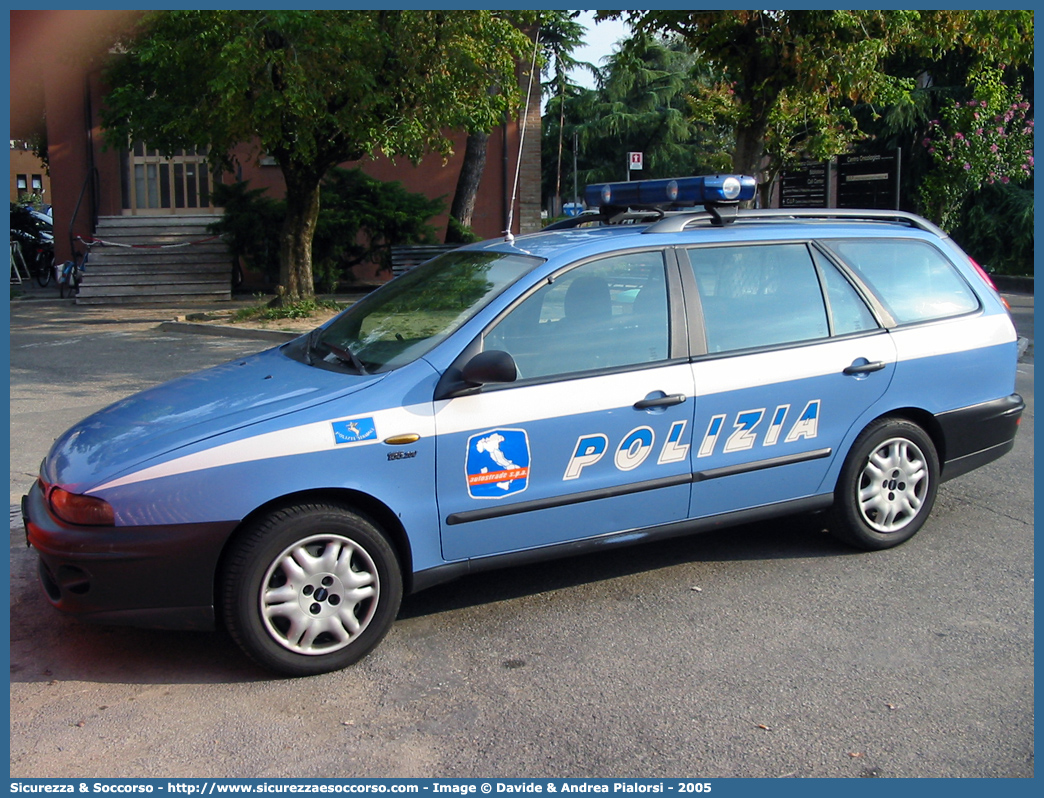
[{"xmin": 584, "ymin": 174, "xmax": 757, "ymax": 209}]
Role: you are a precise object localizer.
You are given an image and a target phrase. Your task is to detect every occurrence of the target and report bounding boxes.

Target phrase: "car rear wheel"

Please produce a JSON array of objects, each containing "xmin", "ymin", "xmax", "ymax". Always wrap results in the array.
[
  {"xmin": 221, "ymin": 503, "xmax": 402, "ymax": 676},
  {"xmin": 830, "ymin": 418, "xmax": 939, "ymax": 550}
]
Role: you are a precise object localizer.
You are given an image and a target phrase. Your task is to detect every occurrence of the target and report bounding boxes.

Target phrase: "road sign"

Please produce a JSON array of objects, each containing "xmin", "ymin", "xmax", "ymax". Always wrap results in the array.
[
  {"xmin": 781, "ymin": 161, "xmax": 829, "ymax": 208},
  {"xmin": 628, "ymin": 152, "xmax": 643, "ymax": 171},
  {"xmin": 837, "ymin": 150, "xmax": 900, "ymax": 210}
]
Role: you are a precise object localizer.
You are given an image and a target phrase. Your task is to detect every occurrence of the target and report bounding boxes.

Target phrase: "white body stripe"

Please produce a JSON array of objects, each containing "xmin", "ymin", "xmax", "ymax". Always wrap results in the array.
[
  {"xmin": 432, "ymin": 364, "xmax": 695, "ymax": 435},
  {"xmin": 91, "ymin": 406, "xmax": 437, "ymax": 493},
  {"xmin": 90, "ymin": 314, "xmax": 1011, "ymax": 494},
  {"xmin": 888, "ymin": 313, "xmax": 1015, "ymax": 360},
  {"xmin": 691, "ymin": 335, "xmax": 895, "ymax": 395}
]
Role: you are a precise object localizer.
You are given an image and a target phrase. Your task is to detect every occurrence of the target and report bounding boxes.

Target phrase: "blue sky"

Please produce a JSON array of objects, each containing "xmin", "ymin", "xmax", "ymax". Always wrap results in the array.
[{"xmin": 568, "ymin": 11, "xmax": 630, "ymax": 89}]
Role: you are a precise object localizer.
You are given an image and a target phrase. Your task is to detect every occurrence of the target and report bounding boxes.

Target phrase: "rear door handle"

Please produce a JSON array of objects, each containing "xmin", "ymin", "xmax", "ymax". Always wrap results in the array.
[
  {"xmin": 843, "ymin": 360, "xmax": 886, "ymax": 376},
  {"xmin": 634, "ymin": 393, "xmax": 687, "ymax": 410}
]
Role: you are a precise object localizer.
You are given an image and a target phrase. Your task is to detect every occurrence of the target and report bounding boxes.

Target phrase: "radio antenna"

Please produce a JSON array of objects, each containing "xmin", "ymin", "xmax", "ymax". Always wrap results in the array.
[{"xmin": 504, "ymin": 26, "xmax": 541, "ymax": 244}]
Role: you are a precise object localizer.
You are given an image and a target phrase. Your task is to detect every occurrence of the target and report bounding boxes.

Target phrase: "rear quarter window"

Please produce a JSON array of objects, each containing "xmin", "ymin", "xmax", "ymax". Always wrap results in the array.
[{"xmin": 824, "ymin": 239, "xmax": 980, "ymax": 324}]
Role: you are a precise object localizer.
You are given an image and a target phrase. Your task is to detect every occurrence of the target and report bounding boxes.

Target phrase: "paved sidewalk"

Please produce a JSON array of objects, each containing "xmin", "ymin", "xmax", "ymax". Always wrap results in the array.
[
  {"xmin": 10, "ymin": 277, "xmax": 1033, "ymax": 348},
  {"xmin": 9, "ymin": 280, "xmax": 370, "ymax": 341}
]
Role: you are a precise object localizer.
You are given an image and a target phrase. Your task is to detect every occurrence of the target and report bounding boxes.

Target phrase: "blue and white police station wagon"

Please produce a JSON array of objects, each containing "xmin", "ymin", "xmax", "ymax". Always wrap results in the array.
[{"xmin": 23, "ymin": 175, "xmax": 1024, "ymax": 676}]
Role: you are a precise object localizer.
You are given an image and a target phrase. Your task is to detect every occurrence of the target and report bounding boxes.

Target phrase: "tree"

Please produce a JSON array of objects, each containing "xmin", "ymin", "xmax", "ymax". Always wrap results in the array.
[
  {"xmin": 445, "ymin": 130, "xmax": 492, "ymax": 244},
  {"xmin": 543, "ymin": 31, "xmax": 731, "ymax": 202},
  {"xmin": 102, "ymin": 10, "xmax": 530, "ymax": 301},
  {"xmin": 602, "ymin": 11, "xmax": 1033, "ymax": 203},
  {"xmin": 539, "ymin": 11, "xmax": 594, "ymax": 216},
  {"xmin": 918, "ymin": 67, "xmax": 1033, "ymax": 229},
  {"xmin": 312, "ymin": 168, "xmax": 444, "ymax": 289}
]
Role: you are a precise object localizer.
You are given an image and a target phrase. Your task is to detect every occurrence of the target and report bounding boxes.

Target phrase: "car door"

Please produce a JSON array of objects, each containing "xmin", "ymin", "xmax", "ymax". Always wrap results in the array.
[
  {"xmin": 682, "ymin": 242, "xmax": 897, "ymax": 518},
  {"xmin": 435, "ymin": 249, "xmax": 697, "ymax": 561}
]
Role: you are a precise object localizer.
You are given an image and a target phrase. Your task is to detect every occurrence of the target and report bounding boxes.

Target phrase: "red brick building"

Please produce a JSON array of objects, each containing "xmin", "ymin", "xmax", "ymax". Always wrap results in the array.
[
  {"xmin": 10, "ymin": 10, "xmax": 541, "ymax": 298},
  {"xmin": 9, "ymin": 141, "xmax": 50, "ymax": 203}
]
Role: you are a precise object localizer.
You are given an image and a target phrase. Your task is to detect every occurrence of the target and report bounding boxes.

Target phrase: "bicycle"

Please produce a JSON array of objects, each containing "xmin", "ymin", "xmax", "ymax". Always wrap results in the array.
[
  {"xmin": 31, "ymin": 240, "xmax": 55, "ymax": 287},
  {"xmin": 57, "ymin": 246, "xmax": 89, "ymax": 298}
]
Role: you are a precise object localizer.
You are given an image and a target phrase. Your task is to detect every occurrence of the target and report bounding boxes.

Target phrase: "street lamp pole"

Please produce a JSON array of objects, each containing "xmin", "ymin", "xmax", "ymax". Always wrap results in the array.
[{"xmin": 573, "ymin": 130, "xmax": 579, "ymax": 206}]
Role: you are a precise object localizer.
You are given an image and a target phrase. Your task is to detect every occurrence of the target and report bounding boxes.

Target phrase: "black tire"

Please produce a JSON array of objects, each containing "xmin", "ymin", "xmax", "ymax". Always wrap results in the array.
[
  {"xmin": 35, "ymin": 252, "xmax": 53, "ymax": 287},
  {"xmin": 829, "ymin": 418, "xmax": 939, "ymax": 550},
  {"xmin": 221, "ymin": 503, "xmax": 402, "ymax": 677}
]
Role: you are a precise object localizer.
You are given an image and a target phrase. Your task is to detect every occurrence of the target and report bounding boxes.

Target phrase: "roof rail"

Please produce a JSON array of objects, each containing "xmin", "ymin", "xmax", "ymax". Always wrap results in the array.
[
  {"xmin": 643, "ymin": 208, "xmax": 947, "ymax": 236},
  {"xmin": 542, "ymin": 206, "xmax": 665, "ymax": 231}
]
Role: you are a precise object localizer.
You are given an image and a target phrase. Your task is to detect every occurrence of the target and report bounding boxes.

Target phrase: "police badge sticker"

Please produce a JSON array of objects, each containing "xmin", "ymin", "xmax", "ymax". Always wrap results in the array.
[
  {"xmin": 331, "ymin": 417, "xmax": 377, "ymax": 445},
  {"xmin": 465, "ymin": 428, "xmax": 531, "ymax": 499}
]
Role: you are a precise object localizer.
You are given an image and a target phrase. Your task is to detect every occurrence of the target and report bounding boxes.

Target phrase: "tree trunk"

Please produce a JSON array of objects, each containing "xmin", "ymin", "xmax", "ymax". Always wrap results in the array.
[
  {"xmin": 447, "ymin": 130, "xmax": 489, "ymax": 243},
  {"xmin": 733, "ymin": 115, "xmax": 772, "ymax": 206},
  {"xmin": 279, "ymin": 167, "xmax": 322, "ymax": 302}
]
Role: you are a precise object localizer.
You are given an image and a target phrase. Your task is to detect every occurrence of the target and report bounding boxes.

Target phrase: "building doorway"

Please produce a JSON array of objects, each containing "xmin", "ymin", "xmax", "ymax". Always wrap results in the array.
[{"xmin": 120, "ymin": 143, "xmax": 220, "ymax": 214}]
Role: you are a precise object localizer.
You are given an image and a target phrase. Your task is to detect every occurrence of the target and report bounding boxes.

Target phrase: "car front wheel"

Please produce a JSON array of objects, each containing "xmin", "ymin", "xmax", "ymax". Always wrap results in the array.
[
  {"xmin": 221, "ymin": 503, "xmax": 402, "ymax": 676},
  {"xmin": 830, "ymin": 418, "xmax": 939, "ymax": 550}
]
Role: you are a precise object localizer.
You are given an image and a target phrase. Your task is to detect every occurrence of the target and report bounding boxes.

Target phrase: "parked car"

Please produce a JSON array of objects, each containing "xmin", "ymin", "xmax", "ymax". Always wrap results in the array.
[
  {"xmin": 10, "ymin": 203, "xmax": 54, "ymax": 285},
  {"xmin": 23, "ymin": 175, "xmax": 1023, "ymax": 676}
]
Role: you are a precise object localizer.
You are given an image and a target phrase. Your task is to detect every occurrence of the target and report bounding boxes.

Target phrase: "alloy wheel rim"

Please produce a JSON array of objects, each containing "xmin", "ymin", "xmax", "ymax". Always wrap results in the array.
[
  {"xmin": 857, "ymin": 437, "xmax": 929, "ymax": 533},
  {"xmin": 259, "ymin": 534, "xmax": 379, "ymax": 655}
]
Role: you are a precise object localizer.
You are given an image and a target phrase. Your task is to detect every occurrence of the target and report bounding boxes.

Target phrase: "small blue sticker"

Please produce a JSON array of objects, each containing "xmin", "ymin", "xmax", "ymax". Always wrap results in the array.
[{"xmin": 332, "ymin": 417, "xmax": 377, "ymax": 445}]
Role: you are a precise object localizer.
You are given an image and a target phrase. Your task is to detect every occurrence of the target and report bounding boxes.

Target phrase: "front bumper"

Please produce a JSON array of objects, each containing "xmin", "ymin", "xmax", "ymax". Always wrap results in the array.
[{"xmin": 22, "ymin": 479, "xmax": 236, "ymax": 630}]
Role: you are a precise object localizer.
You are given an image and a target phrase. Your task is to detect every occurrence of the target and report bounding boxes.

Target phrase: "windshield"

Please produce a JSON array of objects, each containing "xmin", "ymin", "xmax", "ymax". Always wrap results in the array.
[{"xmin": 293, "ymin": 249, "xmax": 543, "ymax": 373}]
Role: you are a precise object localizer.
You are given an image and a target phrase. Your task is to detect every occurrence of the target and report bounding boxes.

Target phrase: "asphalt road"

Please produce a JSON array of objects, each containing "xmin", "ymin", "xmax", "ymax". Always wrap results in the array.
[{"xmin": 7, "ymin": 297, "xmax": 1034, "ymax": 779}]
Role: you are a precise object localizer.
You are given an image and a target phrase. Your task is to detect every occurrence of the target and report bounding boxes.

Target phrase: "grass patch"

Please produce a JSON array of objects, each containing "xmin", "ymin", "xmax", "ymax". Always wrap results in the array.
[{"xmin": 231, "ymin": 297, "xmax": 346, "ymax": 323}]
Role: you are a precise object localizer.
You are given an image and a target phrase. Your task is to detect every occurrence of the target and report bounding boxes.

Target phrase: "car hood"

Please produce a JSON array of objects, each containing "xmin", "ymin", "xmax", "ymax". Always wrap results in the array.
[{"xmin": 44, "ymin": 345, "xmax": 384, "ymax": 490}]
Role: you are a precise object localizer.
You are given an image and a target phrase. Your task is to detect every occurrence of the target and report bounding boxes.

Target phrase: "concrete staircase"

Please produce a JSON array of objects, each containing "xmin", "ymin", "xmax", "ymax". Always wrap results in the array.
[{"xmin": 75, "ymin": 215, "xmax": 232, "ymax": 305}]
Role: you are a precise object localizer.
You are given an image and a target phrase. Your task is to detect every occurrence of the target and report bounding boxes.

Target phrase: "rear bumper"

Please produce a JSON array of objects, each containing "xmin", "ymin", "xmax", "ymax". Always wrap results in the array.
[
  {"xmin": 936, "ymin": 393, "xmax": 1024, "ymax": 482},
  {"xmin": 22, "ymin": 480, "xmax": 235, "ymax": 630}
]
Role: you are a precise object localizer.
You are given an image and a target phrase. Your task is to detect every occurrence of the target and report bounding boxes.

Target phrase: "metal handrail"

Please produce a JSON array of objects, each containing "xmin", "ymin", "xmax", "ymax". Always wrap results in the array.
[{"xmin": 67, "ymin": 166, "xmax": 98, "ymax": 257}]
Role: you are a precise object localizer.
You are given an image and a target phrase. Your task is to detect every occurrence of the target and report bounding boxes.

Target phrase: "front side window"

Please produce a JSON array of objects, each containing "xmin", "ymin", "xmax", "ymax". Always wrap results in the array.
[
  {"xmin": 297, "ymin": 250, "xmax": 543, "ymax": 373},
  {"xmin": 824, "ymin": 239, "xmax": 980, "ymax": 324},
  {"xmin": 688, "ymin": 243, "xmax": 829, "ymax": 353},
  {"xmin": 484, "ymin": 251, "xmax": 670, "ymax": 380}
]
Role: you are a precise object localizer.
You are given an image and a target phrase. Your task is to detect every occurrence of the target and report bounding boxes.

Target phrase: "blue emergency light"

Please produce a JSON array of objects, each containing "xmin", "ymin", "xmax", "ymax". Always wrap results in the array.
[{"xmin": 584, "ymin": 174, "xmax": 757, "ymax": 209}]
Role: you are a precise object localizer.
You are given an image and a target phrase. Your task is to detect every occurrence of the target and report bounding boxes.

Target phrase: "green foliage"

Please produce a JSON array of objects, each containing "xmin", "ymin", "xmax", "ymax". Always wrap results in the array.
[
  {"xmin": 918, "ymin": 66, "xmax": 1034, "ymax": 230},
  {"xmin": 232, "ymin": 297, "xmax": 345, "ymax": 323},
  {"xmin": 210, "ymin": 171, "xmax": 443, "ymax": 292},
  {"xmin": 101, "ymin": 10, "xmax": 531, "ymax": 299},
  {"xmin": 102, "ymin": 11, "xmax": 529, "ymax": 170},
  {"xmin": 446, "ymin": 216, "xmax": 481, "ymax": 245},
  {"xmin": 952, "ymin": 182, "xmax": 1034, "ymax": 276},
  {"xmin": 207, "ymin": 182, "xmax": 284, "ymax": 284},
  {"xmin": 600, "ymin": 9, "xmax": 1033, "ymax": 200},
  {"xmin": 539, "ymin": 10, "xmax": 596, "ymax": 210},
  {"xmin": 312, "ymin": 168, "xmax": 443, "ymax": 291},
  {"xmin": 544, "ymin": 32, "xmax": 731, "ymax": 203}
]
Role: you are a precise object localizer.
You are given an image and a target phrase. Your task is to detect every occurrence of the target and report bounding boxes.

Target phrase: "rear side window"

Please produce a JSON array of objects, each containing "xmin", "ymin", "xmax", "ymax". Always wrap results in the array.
[
  {"xmin": 824, "ymin": 239, "xmax": 980, "ymax": 324},
  {"xmin": 687, "ymin": 243, "xmax": 829, "ymax": 353}
]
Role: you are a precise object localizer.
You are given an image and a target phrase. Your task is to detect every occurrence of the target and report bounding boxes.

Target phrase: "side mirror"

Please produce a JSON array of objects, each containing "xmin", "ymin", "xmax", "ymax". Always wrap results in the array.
[{"xmin": 460, "ymin": 350, "xmax": 517, "ymax": 386}]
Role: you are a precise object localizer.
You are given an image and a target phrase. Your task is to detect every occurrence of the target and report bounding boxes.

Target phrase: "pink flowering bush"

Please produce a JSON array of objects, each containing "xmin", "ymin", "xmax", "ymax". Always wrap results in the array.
[{"xmin": 919, "ymin": 67, "xmax": 1033, "ymax": 230}]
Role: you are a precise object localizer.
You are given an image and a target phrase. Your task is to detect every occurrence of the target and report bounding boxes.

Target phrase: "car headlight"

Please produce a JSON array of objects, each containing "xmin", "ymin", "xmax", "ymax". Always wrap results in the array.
[{"xmin": 45, "ymin": 481, "xmax": 115, "ymax": 526}]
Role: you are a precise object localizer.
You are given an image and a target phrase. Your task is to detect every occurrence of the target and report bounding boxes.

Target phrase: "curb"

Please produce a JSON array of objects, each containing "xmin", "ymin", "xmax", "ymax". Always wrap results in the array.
[{"xmin": 157, "ymin": 321, "xmax": 302, "ymax": 343}]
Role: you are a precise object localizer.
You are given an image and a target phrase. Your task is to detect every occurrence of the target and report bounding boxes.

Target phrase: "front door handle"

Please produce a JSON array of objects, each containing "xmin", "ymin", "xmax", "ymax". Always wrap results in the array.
[
  {"xmin": 843, "ymin": 360, "xmax": 886, "ymax": 376},
  {"xmin": 634, "ymin": 393, "xmax": 687, "ymax": 410}
]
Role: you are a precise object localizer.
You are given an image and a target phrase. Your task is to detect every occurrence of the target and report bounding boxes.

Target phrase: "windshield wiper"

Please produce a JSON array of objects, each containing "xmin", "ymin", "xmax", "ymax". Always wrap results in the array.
[
  {"xmin": 304, "ymin": 328, "xmax": 322, "ymax": 365},
  {"xmin": 324, "ymin": 342, "xmax": 368, "ymax": 374}
]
